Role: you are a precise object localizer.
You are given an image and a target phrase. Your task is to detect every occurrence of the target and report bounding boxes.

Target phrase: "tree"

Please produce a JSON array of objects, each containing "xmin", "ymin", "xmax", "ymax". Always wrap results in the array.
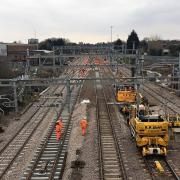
[
  {"xmin": 169, "ymin": 44, "xmax": 180, "ymax": 56},
  {"xmin": 114, "ymin": 39, "xmax": 122, "ymax": 50},
  {"xmin": 140, "ymin": 39, "xmax": 148, "ymax": 52},
  {"xmin": 147, "ymin": 35, "xmax": 161, "ymax": 41},
  {"xmin": 127, "ymin": 30, "xmax": 140, "ymax": 50},
  {"xmin": 148, "ymin": 40, "xmax": 163, "ymax": 56},
  {"xmin": 38, "ymin": 38, "xmax": 66, "ymax": 50}
]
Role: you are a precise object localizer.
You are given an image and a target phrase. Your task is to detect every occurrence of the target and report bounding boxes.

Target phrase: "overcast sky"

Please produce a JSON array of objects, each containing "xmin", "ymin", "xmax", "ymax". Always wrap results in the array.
[{"xmin": 0, "ymin": 0, "xmax": 180, "ymax": 43}]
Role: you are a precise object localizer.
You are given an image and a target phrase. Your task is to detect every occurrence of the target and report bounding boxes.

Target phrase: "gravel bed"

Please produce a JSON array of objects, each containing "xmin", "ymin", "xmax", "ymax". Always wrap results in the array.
[{"xmin": 0, "ymin": 102, "xmax": 41, "ymax": 151}]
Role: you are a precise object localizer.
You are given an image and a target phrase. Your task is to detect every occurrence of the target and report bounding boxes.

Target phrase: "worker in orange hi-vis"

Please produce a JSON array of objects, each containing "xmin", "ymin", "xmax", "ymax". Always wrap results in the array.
[
  {"xmin": 55, "ymin": 118, "xmax": 63, "ymax": 141},
  {"xmin": 80, "ymin": 117, "xmax": 88, "ymax": 136}
]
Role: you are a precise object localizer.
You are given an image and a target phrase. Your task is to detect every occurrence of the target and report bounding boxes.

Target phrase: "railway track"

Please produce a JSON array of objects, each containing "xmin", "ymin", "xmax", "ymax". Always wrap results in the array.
[
  {"xmin": 0, "ymin": 61, "xmax": 79, "ymax": 155},
  {"xmin": 142, "ymin": 81, "xmax": 180, "ymax": 106},
  {"xmin": 0, "ymin": 59, "xmax": 81, "ymax": 179},
  {"xmin": 21, "ymin": 85, "xmax": 81, "ymax": 180},
  {"xmin": 119, "ymin": 67, "xmax": 180, "ymax": 113},
  {"xmin": 21, "ymin": 62, "xmax": 87, "ymax": 179},
  {"xmin": 0, "ymin": 85, "xmax": 65, "ymax": 179},
  {"xmin": 95, "ymin": 69, "xmax": 127, "ymax": 180},
  {"xmin": 0, "ymin": 85, "xmax": 62, "ymax": 152},
  {"xmin": 142, "ymin": 84, "xmax": 180, "ymax": 113}
]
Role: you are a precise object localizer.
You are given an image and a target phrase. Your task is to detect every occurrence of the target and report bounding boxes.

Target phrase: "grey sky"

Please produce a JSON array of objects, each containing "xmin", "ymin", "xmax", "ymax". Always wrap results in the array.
[{"xmin": 0, "ymin": 0, "xmax": 180, "ymax": 43}]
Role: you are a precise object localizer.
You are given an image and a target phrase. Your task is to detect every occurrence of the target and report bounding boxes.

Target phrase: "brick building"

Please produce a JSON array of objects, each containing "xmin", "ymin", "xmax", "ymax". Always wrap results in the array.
[{"xmin": 7, "ymin": 43, "xmax": 38, "ymax": 61}]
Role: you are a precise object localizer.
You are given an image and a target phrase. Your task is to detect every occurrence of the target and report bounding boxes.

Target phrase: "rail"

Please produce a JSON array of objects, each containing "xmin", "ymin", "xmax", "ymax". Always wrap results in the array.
[{"xmin": 96, "ymin": 68, "xmax": 127, "ymax": 179}]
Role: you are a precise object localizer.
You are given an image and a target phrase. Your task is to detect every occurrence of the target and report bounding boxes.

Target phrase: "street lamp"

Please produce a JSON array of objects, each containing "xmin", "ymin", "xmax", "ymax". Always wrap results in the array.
[{"xmin": 110, "ymin": 26, "xmax": 112, "ymax": 43}]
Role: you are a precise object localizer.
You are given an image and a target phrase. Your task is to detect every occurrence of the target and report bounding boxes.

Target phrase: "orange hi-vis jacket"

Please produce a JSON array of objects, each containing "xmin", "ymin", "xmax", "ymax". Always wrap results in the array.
[
  {"xmin": 56, "ymin": 121, "xmax": 63, "ymax": 132},
  {"xmin": 80, "ymin": 119, "xmax": 88, "ymax": 129},
  {"xmin": 55, "ymin": 121, "xmax": 63, "ymax": 140}
]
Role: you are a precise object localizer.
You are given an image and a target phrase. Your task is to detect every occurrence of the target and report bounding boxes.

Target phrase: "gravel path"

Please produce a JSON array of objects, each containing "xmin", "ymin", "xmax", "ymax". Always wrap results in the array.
[
  {"xmin": 62, "ymin": 68, "xmax": 99, "ymax": 180},
  {"xmin": 62, "ymin": 103, "xmax": 87, "ymax": 180},
  {"xmin": 81, "ymin": 106, "xmax": 99, "ymax": 180}
]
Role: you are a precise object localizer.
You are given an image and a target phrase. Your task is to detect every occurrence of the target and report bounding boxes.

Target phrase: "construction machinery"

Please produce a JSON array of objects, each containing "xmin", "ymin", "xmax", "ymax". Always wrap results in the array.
[
  {"xmin": 129, "ymin": 105, "xmax": 169, "ymax": 156},
  {"xmin": 116, "ymin": 84, "xmax": 136, "ymax": 103}
]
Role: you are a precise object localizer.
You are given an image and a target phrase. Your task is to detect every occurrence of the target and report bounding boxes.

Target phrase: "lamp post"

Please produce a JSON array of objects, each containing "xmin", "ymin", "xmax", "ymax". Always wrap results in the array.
[
  {"xmin": 110, "ymin": 26, "xmax": 113, "ymax": 44},
  {"xmin": 109, "ymin": 26, "xmax": 113, "ymax": 63}
]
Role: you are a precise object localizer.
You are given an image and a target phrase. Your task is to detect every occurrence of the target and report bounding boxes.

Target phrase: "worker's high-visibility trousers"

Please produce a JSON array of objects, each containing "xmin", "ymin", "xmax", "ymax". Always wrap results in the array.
[
  {"xmin": 56, "ymin": 131, "xmax": 61, "ymax": 140},
  {"xmin": 82, "ymin": 128, "xmax": 86, "ymax": 136}
]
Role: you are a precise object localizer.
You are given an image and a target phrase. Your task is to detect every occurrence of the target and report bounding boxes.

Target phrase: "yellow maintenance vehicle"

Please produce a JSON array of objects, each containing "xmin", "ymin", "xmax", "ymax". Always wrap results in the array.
[
  {"xmin": 116, "ymin": 84, "xmax": 136, "ymax": 103},
  {"xmin": 166, "ymin": 114, "xmax": 180, "ymax": 127},
  {"xmin": 166, "ymin": 114, "xmax": 180, "ymax": 140},
  {"xmin": 129, "ymin": 105, "xmax": 169, "ymax": 156}
]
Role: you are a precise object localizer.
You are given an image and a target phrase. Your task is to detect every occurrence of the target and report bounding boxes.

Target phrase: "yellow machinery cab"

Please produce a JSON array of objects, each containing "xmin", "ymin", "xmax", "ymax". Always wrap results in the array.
[
  {"xmin": 167, "ymin": 114, "xmax": 180, "ymax": 127},
  {"xmin": 116, "ymin": 84, "xmax": 136, "ymax": 103},
  {"xmin": 130, "ymin": 114, "xmax": 169, "ymax": 156},
  {"xmin": 166, "ymin": 114, "xmax": 180, "ymax": 138}
]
